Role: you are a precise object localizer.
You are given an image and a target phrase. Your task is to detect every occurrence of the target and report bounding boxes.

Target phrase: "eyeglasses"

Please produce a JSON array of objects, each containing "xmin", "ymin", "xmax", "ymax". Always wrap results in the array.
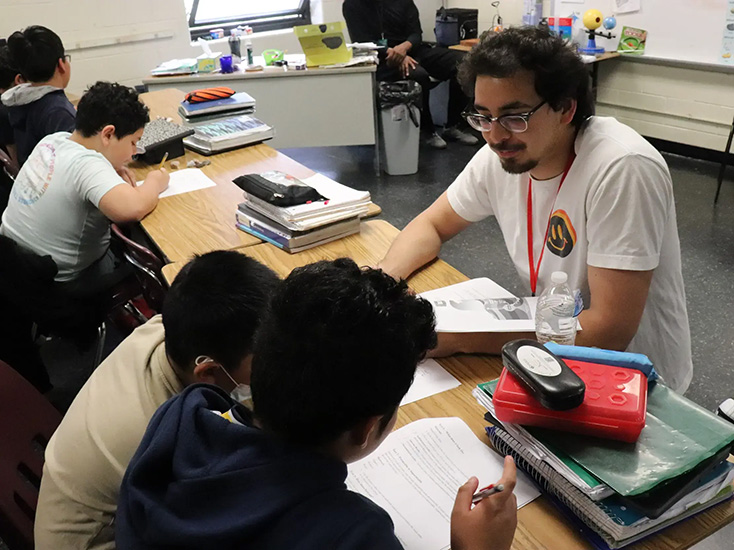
[
  {"xmin": 461, "ymin": 100, "xmax": 547, "ymax": 134},
  {"xmin": 63, "ymin": 54, "xmax": 71, "ymax": 63}
]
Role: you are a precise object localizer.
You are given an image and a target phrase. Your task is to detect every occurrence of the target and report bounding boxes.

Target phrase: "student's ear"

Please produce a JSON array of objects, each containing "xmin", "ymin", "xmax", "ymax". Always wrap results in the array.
[
  {"xmin": 351, "ymin": 416, "xmax": 383, "ymax": 449},
  {"xmin": 560, "ymin": 98, "xmax": 577, "ymax": 125},
  {"xmin": 13, "ymin": 74, "xmax": 24, "ymax": 86},
  {"xmin": 192, "ymin": 358, "xmax": 220, "ymax": 384},
  {"xmin": 99, "ymin": 125, "xmax": 116, "ymax": 145}
]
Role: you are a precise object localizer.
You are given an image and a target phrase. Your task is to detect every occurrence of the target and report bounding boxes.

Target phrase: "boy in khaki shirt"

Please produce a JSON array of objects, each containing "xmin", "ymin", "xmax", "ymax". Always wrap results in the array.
[{"xmin": 34, "ymin": 250, "xmax": 279, "ymax": 549}]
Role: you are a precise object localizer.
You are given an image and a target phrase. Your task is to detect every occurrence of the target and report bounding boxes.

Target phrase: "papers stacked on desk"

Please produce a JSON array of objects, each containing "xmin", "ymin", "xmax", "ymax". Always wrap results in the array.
[
  {"xmin": 473, "ymin": 378, "xmax": 734, "ymax": 549},
  {"xmin": 236, "ymin": 172, "xmax": 370, "ymax": 252}
]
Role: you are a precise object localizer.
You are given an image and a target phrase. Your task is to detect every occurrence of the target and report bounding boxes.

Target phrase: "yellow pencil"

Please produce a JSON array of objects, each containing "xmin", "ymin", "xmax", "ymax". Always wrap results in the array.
[{"xmin": 157, "ymin": 152, "xmax": 169, "ymax": 170}]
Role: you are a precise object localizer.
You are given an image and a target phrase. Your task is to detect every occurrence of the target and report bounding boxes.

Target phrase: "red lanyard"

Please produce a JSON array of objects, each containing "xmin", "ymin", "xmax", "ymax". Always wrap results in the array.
[{"xmin": 526, "ymin": 153, "xmax": 576, "ymax": 296}]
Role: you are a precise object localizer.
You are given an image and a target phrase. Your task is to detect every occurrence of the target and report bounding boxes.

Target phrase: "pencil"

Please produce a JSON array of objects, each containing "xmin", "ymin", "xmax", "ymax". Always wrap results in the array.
[
  {"xmin": 472, "ymin": 483, "xmax": 504, "ymax": 504},
  {"xmin": 157, "ymin": 152, "xmax": 169, "ymax": 170}
]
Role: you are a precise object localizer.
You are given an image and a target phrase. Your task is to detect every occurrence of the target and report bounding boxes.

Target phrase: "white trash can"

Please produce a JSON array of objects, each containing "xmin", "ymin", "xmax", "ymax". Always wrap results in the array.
[{"xmin": 378, "ymin": 81, "xmax": 421, "ymax": 176}]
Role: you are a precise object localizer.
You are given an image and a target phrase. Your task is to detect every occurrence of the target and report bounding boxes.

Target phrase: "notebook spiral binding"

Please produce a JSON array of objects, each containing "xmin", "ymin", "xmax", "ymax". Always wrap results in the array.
[{"xmin": 488, "ymin": 426, "xmax": 625, "ymax": 545}]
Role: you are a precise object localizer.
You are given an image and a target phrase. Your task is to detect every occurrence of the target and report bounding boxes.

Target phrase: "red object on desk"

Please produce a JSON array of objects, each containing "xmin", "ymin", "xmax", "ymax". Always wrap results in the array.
[{"xmin": 493, "ymin": 359, "xmax": 647, "ymax": 443}]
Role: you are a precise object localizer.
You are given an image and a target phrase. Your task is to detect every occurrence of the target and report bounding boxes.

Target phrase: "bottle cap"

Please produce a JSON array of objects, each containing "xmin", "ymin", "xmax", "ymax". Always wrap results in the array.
[{"xmin": 551, "ymin": 271, "xmax": 568, "ymax": 284}]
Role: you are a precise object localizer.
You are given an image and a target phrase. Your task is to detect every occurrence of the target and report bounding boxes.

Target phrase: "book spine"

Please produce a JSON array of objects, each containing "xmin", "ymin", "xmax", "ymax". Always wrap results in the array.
[
  {"xmin": 488, "ymin": 427, "xmax": 622, "ymax": 545},
  {"xmin": 235, "ymin": 223, "xmax": 290, "ymax": 251},
  {"xmin": 236, "ymin": 211, "xmax": 292, "ymax": 240}
]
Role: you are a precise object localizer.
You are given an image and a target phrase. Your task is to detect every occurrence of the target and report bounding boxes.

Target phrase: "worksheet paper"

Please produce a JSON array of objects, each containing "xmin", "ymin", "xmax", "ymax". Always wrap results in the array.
[
  {"xmin": 419, "ymin": 278, "xmax": 538, "ymax": 333},
  {"xmin": 346, "ymin": 417, "xmax": 540, "ymax": 550},
  {"xmin": 400, "ymin": 359, "xmax": 460, "ymax": 406},
  {"xmin": 136, "ymin": 168, "xmax": 217, "ymax": 198}
]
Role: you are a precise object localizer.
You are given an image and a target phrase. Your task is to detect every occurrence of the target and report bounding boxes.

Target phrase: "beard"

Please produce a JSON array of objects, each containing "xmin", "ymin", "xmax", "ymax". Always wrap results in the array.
[
  {"xmin": 498, "ymin": 156, "xmax": 539, "ymax": 174},
  {"xmin": 490, "ymin": 143, "xmax": 539, "ymax": 174}
]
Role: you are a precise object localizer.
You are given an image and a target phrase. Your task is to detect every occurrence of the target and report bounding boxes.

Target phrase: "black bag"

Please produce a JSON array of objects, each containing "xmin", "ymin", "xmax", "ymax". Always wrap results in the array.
[
  {"xmin": 233, "ymin": 172, "xmax": 324, "ymax": 207},
  {"xmin": 435, "ymin": 8, "xmax": 478, "ymax": 47}
]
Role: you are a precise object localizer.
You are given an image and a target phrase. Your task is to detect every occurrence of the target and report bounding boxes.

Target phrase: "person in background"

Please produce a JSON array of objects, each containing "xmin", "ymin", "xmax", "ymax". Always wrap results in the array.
[
  {"xmin": 2, "ymin": 25, "xmax": 75, "ymax": 165},
  {"xmin": 34, "ymin": 250, "xmax": 280, "ymax": 550},
  {"xmin": 116, "ymin": 259, "xmax": 519, "ymax": 550},
  {"xmin": 0, "ymin": 46, "xmax": 23, "ymax": 211},
  {"xmin": 343, "ymin": 0, "xmax": 478, "ymax": 150},
  {"xmin": 0, "ymin": 81, "xmax": 168, "ymax": 297},
  {"xmin": 377, "ymin": 27, "xmax": 692, "ymax": 394}
]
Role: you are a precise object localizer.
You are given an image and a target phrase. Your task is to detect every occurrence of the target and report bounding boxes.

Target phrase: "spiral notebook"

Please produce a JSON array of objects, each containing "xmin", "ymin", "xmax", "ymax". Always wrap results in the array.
[{"xmin": 487, "ymin": 426, "xmax": 734, "ymax": 549}]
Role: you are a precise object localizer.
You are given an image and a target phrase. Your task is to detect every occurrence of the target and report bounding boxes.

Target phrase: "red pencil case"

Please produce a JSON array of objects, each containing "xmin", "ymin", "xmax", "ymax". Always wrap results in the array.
[{"xmin": 493, "ymin": 359, "xmax": 647, "ymax": 443}]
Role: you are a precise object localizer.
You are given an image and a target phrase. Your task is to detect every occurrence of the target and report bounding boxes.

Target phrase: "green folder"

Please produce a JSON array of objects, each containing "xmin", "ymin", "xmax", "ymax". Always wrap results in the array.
[{"xmin": 480, "ymin": 381, "xmax": 734, "ymax": 497}]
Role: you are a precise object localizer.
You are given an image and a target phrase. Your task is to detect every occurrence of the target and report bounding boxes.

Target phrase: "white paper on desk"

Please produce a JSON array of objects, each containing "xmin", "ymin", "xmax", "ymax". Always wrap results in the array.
[
  {"xmin": 137, "ymin": 168, "xmax": 217, "ymax": 198},
  {"xmin": 346, "ymin": 417, "xmax": 540, "ymax": 550},
  {"xmin": 419, "ymin": 278, "xmax": 538, "ymax": 333},
  {"xmin": 400, "ymin": 359, "xmax": 460, "ymax": 406}
]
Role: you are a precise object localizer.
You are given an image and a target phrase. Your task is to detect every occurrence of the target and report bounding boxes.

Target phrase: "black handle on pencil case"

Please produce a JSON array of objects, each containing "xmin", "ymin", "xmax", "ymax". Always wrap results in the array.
[{"xmin": 233, "ymin": 174, "xmax": 325, "ymax": 207}]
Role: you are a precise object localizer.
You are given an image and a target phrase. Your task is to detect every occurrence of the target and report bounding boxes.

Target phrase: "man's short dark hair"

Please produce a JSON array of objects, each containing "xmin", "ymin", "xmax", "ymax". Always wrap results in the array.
[
  {"xmin": 7, "ymin": 25, "xmax": 64, "ymax": 83},
  {"xmin": 251, "ymin": 259, "xmax": 437, "ymax": 447},
  {"xmin": 162, "ymin": 251, "xmax": 280, "ymax": 372},
  {"xmin": 0, "ymin": 46, "xmax": 19, "ymax": 90},
  {"xmin": 75, "ymin": 81, "xmax": 150, "ymax": 138},
  {"xmin": 458, "ymin": 26, "xmax": 594, "ymax": 128}
]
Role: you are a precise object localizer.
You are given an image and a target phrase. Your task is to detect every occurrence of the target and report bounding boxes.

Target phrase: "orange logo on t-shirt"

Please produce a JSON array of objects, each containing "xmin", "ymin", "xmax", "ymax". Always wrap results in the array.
[{"xmin": 546, "ymin": 209, "xmax": 576, "ymax": 258}]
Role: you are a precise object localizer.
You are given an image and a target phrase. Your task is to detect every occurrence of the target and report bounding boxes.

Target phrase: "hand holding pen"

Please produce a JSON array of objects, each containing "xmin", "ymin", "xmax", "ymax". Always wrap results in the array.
[{"xmin": 450, "ymin": 456, "xmax": 518, "ymax": 550}]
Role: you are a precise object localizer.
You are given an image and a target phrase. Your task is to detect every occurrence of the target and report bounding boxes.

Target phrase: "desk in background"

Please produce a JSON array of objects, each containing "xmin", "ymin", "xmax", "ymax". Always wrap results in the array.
[
  {"xmin": 143, "ymin": 65, "xmax": 377, "ymax": 151},
  {"xmin": 130, "ymin": 88, "xmax": 380, "ymax": 264},
  {"xmin": 161, "ymin": 218, "xmax": 734, "ymax": 550}
]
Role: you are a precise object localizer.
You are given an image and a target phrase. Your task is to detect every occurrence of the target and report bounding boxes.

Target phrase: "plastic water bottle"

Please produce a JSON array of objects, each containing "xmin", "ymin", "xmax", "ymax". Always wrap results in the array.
[
  {"xmin": 244, "ymin": 26, "xmax": 254, "ymax": 67},
  {"xmin": 535, "ymin": 271, "xmax": 577, "ymax": 346}
]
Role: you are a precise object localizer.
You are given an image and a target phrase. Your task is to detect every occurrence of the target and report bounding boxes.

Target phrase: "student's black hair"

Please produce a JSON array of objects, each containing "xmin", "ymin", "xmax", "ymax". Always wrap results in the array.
[
  {"xmin": 458, "ymin": 26, "xmax": 594, "ymax": 129},
  {"xmin": 0, "ymin": 46, "xmax": 19, "ymax": 90},
  {"xmin": 75, "ymin": 81, "xmax": 150, "ymax": 138},
  {"xmin": 251, "ymin": 258, "xmax": 437, "ymax": 447},
  {"xmin": 162, "ymin": 250, "xmax": 280, "ymax": 373},
  {"xmin": 7, "ymin": 25, "xmax": 65, "ymax": 83}
]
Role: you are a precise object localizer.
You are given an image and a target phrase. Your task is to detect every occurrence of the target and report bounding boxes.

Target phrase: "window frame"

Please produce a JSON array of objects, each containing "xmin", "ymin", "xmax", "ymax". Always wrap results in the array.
[{"xmin": 187, "ymin": 0, "xmax": 311, "ymax": 40}]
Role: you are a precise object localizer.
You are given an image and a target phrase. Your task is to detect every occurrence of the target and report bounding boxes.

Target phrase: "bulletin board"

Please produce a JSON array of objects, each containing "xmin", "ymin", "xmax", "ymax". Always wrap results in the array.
[{"xmin": 552, "ymin": 0, "xmax": 734, "ymax": 67}]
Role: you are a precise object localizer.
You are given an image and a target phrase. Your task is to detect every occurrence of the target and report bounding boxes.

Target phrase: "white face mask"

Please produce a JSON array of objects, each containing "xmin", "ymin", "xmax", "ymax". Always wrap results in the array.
[{"xmin": 194, "ymin": 355, "xmax": 252, "ymax": 403}]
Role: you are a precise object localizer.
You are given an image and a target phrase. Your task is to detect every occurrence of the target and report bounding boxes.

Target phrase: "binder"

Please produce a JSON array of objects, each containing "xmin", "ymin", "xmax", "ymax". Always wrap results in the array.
[{"xmin": 487, "ymin": 426, "xmax": 734, "ymax": 548}]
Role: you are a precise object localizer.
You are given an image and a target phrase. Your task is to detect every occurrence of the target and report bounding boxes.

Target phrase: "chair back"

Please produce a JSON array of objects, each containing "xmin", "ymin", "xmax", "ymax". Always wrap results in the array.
[
  {"xmin": 110, "ymin": 224, "xmax": 167, "ymax": 312},
  {"xmin": 0, "ymin": 360, "xmax": 61, "ymax": 550}
]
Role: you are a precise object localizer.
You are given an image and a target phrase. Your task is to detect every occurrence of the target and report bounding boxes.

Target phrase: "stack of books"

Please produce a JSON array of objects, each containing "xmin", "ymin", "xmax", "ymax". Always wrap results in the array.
[
  {"xmin": 473, "ymin": 361, "xmax": 734, "ymax": 549},
  {"xmin": 236, "ymin": 172, "xmax": 370, "ymax": 253},
  {"xmin": 179, "ymin": 91, "xmax": 275, "ymax": 155}
]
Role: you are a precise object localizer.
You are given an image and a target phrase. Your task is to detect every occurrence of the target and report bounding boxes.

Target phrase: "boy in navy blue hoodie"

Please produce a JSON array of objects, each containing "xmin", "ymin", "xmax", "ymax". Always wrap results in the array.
[
  {"xmin": 1, "ymin": 25, "xmax": 75, "ymax": 165},
  {"xmin": 116, "ymin": 259, "xmax": 519, "ymax": 550}
]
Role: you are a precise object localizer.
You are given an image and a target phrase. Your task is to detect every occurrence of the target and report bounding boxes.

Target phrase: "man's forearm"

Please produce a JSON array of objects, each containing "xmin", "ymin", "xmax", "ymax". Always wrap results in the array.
[
  {"xmin": 429, "ymin": 331, "xmax": 537, "ymax": 357},
  {"xmin": 378, "ymin": 218, "xmax": 443, "ymax": 280}
]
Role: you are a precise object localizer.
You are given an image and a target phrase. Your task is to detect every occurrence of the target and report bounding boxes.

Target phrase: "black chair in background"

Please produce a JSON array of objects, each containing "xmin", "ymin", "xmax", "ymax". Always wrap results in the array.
[{"xmin": 714, "ymin": 116, "xmax": 734, "ymax": 205}]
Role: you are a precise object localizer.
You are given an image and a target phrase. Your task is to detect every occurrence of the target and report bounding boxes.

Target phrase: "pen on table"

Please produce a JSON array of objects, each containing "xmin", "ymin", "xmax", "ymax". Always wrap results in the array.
[
  {"xmin": 157, "ymin": 152, "xmax": 169, "ymax": 170},
  {"xmin": 472, "ymin": 483, "xmax": 504, "ymax": 504}
]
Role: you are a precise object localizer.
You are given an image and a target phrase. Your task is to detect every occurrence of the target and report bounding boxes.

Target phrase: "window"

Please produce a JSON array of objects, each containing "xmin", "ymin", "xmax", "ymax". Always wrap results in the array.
[{"xmin": 185, "ymin": 0, "xmax": 311, "ymax": 40}]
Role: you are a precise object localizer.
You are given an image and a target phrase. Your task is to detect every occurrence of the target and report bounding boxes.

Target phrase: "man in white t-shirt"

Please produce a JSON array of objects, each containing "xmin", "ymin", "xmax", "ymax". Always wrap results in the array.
[
  {"xmin": 378, "ymin": 27, "xmax": 692, "ymax": 393},
  {"xmin": 0, "ymin": 80, "xmax": 168, "ymax": 295}
]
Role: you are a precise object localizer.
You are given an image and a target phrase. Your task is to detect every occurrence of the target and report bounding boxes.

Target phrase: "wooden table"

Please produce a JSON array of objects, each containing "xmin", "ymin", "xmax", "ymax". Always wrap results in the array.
[
  {"xmin": 162, "ymin": 219, "xmax": 734, "ymax": 550},
  {"xmin": 130, "ymin": 88, "xmax": 380, "ymax": 263}
]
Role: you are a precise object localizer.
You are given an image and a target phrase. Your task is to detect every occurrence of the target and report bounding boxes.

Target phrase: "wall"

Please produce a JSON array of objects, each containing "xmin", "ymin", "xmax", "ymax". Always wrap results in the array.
[
  {"xmin": 0, "ymin": 0, "xmax": 191, "ymax": 96},
  {"xmin": 0, "ymin": 0, "xmax": 445, "ymax": 97}
]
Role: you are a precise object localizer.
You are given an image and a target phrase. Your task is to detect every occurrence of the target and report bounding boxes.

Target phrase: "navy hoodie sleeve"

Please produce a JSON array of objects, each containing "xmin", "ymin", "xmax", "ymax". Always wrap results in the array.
[
  {"xmin": 43, "ymin": 100, "xmax": 76, "ymax": 135},
  {"xmin": 333, "ymin": 508, "xmax": 404, "ymax": 550}
]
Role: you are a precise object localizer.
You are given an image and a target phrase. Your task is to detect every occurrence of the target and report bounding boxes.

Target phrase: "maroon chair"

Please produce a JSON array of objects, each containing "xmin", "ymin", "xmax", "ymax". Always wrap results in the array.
[
  {"xmin": 0, "ymin": 360, "xmax": 61, "ymax": 550},
  {"xmin": 110, "ymin": 224, "xmax": 167, "ymax": 313}
]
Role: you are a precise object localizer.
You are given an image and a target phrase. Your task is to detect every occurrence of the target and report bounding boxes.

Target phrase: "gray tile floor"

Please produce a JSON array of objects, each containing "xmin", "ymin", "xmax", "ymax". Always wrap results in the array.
[{"xmin": 34, "ymin": 139, "xmax": 734, "ymax": 549}]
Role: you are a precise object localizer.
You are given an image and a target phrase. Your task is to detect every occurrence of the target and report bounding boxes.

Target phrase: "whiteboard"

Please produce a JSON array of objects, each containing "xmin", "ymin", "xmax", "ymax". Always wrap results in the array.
[{"xmin": 552, "ymin": 0, "xmax": 734, "ymax": 67}]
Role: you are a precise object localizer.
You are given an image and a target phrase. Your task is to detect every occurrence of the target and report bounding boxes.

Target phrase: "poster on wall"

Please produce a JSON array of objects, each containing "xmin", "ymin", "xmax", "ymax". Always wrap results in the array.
[
  {"xmin": 721, "ymin": 0, "xmax": 734, "ymax": 64},
  {"xmin": 613, "ymin": 0, "xmax": 641, "ymax": 14}
]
